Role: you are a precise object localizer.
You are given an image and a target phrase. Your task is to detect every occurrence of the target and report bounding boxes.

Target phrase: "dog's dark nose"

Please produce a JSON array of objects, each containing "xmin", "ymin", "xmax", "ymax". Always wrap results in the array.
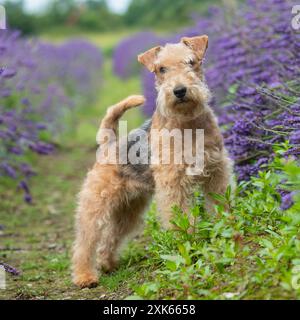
[{"xmin": 173, "ymin": 86, "xmax": 187, "ymax": 99}]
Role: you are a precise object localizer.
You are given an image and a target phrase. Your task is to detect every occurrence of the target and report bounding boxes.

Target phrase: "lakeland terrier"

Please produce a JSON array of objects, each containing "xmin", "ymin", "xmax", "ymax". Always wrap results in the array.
[{"xmin": 72, "ymin": 35, "xmax": 233, "ymax": 288}]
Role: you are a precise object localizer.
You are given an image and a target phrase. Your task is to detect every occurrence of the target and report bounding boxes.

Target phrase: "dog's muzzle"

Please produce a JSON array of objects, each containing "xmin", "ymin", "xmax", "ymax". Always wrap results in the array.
[{"xmin": 173, "ymin": 86, "xmax": 187, "ymax": 99}]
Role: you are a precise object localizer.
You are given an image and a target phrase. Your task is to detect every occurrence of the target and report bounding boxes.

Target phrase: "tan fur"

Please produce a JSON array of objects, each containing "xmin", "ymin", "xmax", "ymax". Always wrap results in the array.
[
  {"xmin": 72, "ymin": 96, "xmax": 151, "ymax": 288},
  {"xmin": 151, "ymin": 110, "xmax": 232, "ymax": 228},
  {"xmin": 72, "ymin": 36, "xmax": 233, "ymax": 288}
]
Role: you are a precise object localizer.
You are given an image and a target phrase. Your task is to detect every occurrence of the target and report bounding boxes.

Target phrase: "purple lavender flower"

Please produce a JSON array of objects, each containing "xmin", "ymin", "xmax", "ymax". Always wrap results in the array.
[
  {"xmin": 113, "ymin": 31, "xmax": 160, "ymax": 79},
  {"xmin": 29, "ymin": 142, "xmax": 54, "ymax": 155},
  {"xmin": 0, "ymin": 67, "xmax": 17, "ymax": 78},
  {"xmin": 0, "ymin": 31, "xmax": 103, "ymax": 202},
  {"xmin": 0, "ymin": 262, "xmax": 20, "ymax": 276},
  {"xmin": 280, "ymin": 192, "xmax": 295, "ymax": 210},
  {"xmin": 289, "ymin": 130, "xmax": 300, "ymax": 145},
  {"xmin": 1, "ymin": 163, "xmax": 17, "ymax": 179}
]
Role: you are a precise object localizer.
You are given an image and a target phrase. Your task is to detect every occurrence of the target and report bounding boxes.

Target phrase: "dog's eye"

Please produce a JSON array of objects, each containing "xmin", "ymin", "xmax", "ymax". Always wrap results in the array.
[
  {"xmin": 159, "ymin": 66, "xmax": 167, "ymax": 74},
  {"xmin": 188, "ymin": 60, "xmax": 196, "ymax": 67}
]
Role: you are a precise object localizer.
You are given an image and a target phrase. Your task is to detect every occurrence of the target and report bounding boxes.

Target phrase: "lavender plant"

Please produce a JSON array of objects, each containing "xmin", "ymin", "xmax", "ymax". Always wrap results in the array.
[
  {"xmin": 113, "ymin": 31, "xmax": 160, "ymax": 79},
  {"xmin": 0, "ymin": 262, "xmax": 20, "ymax": 276},
  {"xmin": 205, "ymin": 0, "xmax": 300, "ymax": 182},
  {"xmin": 0, "ymin": 31, "xmax": 103, "ymax": 202}
]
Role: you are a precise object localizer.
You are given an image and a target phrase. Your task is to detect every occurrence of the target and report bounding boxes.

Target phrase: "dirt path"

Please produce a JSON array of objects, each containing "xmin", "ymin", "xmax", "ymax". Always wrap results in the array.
[{"xmin": 0, "ymin": 145, "xmax": 146, "ymax": 300}]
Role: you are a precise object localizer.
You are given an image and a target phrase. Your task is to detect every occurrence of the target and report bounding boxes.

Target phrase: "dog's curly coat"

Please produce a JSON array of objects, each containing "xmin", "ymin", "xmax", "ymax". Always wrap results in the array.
[{"xmin": 72, "ymin": 35, "xmax": 233, "ymax": 288}]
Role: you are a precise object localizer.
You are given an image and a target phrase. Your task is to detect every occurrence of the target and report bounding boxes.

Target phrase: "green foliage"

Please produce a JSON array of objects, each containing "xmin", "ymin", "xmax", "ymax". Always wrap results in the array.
[
  {"xmin": 77, "ymin": 0, "xmax": 122, "ymax": 31},
  {"xmin": 3, "ymin": 0, "xmax": 123, "ymax": 34},
  {"xmin": 132, "ymin": 149, "xmax": 300, "ymax": 299},
  {"xmin": 3, "ymin": 0, "xmax": 37, "ymax": 34},
  {"xmin": 3, "ymin": 0, "xmax": 232, "ymax": 35},
  {"xmin": 124, "ymin": 0, "xmax": 223, "ymax": 29}
]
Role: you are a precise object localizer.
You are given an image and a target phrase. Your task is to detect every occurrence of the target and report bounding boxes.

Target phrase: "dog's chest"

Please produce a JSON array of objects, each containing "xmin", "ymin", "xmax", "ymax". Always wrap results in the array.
[{"xmin": 150, "ymin": 115, "xmax": 223, "ymax": 182}]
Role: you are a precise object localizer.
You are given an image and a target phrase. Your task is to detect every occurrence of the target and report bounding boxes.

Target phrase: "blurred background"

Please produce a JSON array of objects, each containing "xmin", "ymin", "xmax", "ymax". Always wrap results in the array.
[
  {"xmin": 1, "ymin": 0, "xmax": 300, "ymax": 300},
  {"xmin": 0, "ymin": 0, "xmax": 231, "ymax": 35}
]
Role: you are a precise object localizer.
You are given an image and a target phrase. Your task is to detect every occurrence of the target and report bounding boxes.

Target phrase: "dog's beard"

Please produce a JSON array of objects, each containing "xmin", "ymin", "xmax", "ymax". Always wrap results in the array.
[{"xmin": 156, "ymin": 81, "xmax": 211, "ymax": 119}]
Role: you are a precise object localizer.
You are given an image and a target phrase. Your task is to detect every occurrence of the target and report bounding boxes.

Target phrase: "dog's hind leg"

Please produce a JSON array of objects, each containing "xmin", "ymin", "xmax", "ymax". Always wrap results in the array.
[
  {"xmin": 96, "ymin": 194, "xmax": 150, "ymax": 272},
  {"xmin": 72, "ymin": 203, "xmax": 101, "ymax": 288},
  {"xmin": 72, "ymin": 165, "xmax": 122, "ymax": 288}
]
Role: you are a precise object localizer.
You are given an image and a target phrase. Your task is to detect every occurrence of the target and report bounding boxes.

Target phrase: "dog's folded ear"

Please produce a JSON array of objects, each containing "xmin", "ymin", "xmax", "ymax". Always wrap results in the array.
[
  {"xmin": 138, "ymin": 46, "xmax": 161, "ymax": 72},
  {"xmin": 181, "ymin": 35, "xmax": 208, "ymax": 61}
]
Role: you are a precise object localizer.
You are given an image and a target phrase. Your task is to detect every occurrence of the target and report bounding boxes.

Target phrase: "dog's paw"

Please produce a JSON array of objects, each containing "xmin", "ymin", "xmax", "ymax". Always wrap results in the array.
[
  {"xmin": 73, "ymin": 273, "xmax": 98, "ymax": 289},
  {"xmin": 125, "ymin": 95, "xmax": 146, "ymax": 107},
  {"xmin": 97, "ymin": 257, "xmax": 118, "ymax": 273}
]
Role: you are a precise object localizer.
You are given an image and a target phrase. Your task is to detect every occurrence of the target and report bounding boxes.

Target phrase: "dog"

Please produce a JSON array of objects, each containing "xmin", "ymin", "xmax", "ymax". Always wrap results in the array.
[{"xmin": 72, "ymin": 35, "xmax": 233, "ymax": 288}]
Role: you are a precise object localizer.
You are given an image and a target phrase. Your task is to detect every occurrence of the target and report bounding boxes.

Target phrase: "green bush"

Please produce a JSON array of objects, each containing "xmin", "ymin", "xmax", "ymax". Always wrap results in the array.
[{"xmin": 130, "ymin": 146, "xmax": 300, "ymax": 299}]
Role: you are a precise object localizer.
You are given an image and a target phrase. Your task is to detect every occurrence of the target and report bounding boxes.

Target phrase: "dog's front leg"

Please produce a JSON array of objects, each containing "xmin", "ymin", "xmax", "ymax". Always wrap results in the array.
[
  {"xmin": 153, "ymin": 168, "xmax": 192, "ymax": 229},
  {"xmin": 202, "ymin": 157, "xmax": 234, "ymax": 214}
]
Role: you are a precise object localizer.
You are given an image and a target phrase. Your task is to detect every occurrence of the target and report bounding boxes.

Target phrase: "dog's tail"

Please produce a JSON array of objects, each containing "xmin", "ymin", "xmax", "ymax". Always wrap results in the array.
[{"xmin": 99, "ymin": 95, "xmax": 145, "ymax": 134}]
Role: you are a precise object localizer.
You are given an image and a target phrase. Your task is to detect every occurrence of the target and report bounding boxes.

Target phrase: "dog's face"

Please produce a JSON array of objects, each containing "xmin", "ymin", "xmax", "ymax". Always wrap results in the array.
[{"xmin": 138, "ymin": 35, "xmax": 211, "ymax": 119}]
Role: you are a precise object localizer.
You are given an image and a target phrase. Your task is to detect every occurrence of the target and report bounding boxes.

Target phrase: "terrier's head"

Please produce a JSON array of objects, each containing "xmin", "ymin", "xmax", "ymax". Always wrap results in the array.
[{"xmin": 138, "ymin": 35, "xmax": 211, "ymax": 119}]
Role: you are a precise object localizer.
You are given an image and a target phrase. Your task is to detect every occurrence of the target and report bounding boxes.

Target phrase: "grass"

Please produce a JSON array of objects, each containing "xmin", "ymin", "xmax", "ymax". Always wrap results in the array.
[
  {"xmin": 0, "ymin": 145, "xmax": 149, "ymax": 300},
  {"xmin": 1, "ymin": 30, "xmax": 300, "ymax": 300},
  {"xmin": 133, "ymin": 165, "xmax": 300, "ymax": 300}
]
